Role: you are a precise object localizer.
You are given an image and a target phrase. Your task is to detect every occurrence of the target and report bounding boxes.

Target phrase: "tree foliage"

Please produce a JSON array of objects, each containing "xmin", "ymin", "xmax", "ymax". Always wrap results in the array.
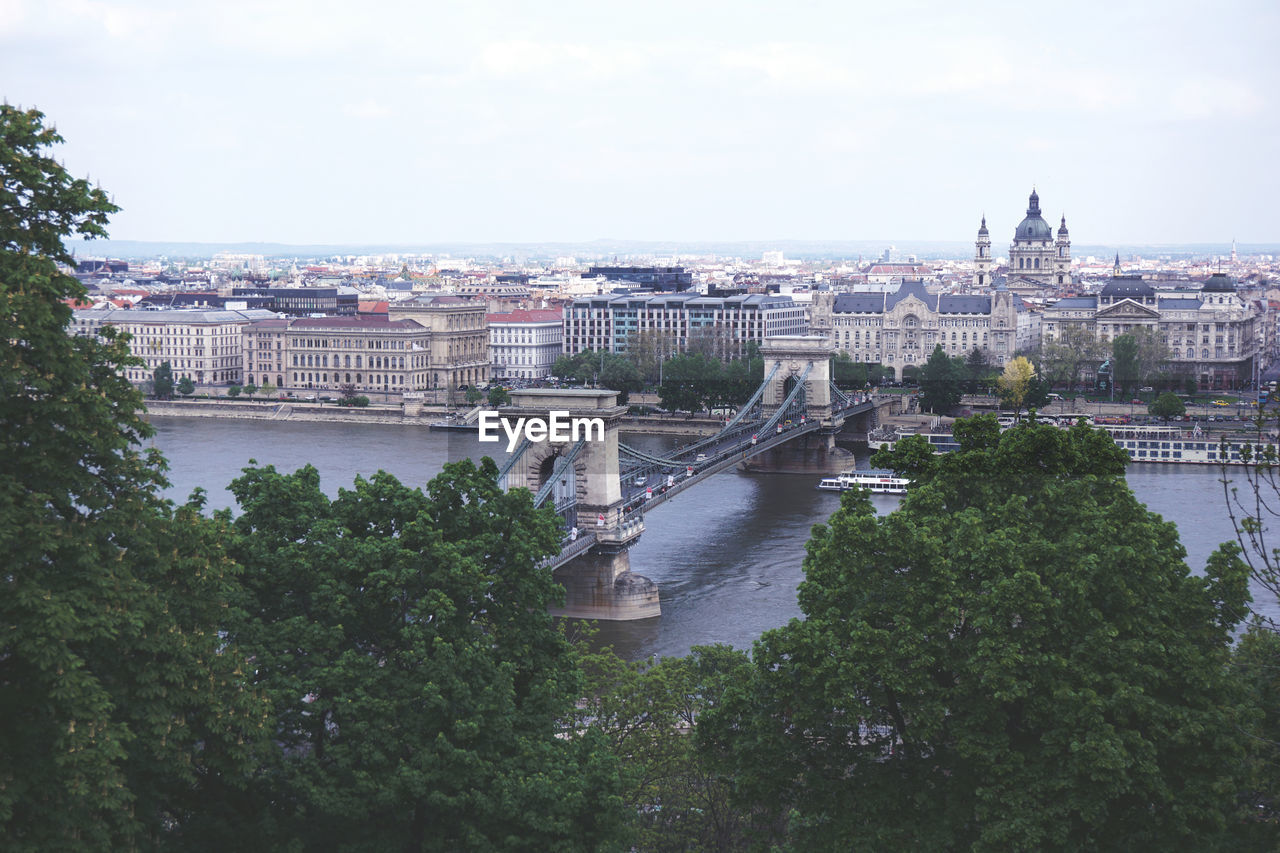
[
  {"xmin": 1040, "ymin": 324, "xmax": 1106, "ymax": 389},
  {"xmin": 710, "ymin": 418, "xmax": 1252, "ymax": 850},
  {"xmin": 1150, "ymin": 391, "xmax": 1187, "ymax": 421},
  {"xmin": 579, "ymin": 644, "xmax": 760, "ymax": 851},
  {"xmin": 153, "ymin": 360, "xmax": 175, "ymax": 399},
  {"xmin": 487, "ymin": 385, "xmax": 511, "ymax": 406},
  {"xmin": 996, "ymin": 355, "xmax": 1037, "ymax": 413},
  {"xmin": 0, "ymin": 105, "xmax": 266, "ymax": 849},
  {"xmin": 217, "ymin": 460, "xmax": 624, "ymax": 850},
  {"xmin": 1112, "ymin": 333, "xmax": 1142, "ymax": 396},
  {"xmin": 918, "ymin": 344, "xmax": 965, "ymax": 414},
  {"xmin": 176, "ymin": 375, "xmax": 195, "ymax": 396}
]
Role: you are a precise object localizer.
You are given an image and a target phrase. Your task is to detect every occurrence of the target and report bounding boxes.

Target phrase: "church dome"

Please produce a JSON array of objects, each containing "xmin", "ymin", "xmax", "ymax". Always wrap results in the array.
[
  {"xmin": 1201, "ymin": 273, "xmax": 1236, "ymax": 292},
  {"xmin": 1013, "ymin": 189, "xmax": 1051, "ymax": 241}
]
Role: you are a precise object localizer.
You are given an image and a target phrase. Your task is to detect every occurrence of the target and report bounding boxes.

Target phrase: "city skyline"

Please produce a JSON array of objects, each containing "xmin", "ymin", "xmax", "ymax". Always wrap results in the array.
[{"xmin": 4, "ymin": 0, "xmax": 1278, "ymax": 246}]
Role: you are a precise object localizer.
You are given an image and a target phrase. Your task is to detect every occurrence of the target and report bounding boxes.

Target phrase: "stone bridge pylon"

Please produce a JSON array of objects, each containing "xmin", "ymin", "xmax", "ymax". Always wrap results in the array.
[
  {"xmin": 498, "ymin": 389, "xmax": 660, "ymax": 621},
  {"xmin": 744, "ymin": 335, "xmax": 855, "ymax": 473}
]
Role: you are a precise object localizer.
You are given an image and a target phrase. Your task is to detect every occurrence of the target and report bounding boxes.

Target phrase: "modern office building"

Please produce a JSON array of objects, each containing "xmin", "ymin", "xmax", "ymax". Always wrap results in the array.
[
  {"xmin": 586, "ymin": 266, "xmax": 694, "ymax": 292},
  {"xmin": 562, "ymin": 292, "xmax": 808, "ymax": 358},
  {"xmin": 231, "ymin": 286, "xmax": 359, "ymax": 316},
  {"xmin": 70, "ymin": 306, "xmax": 280, "ymax": 386},
  {"xmin": 488, "ymin": 309, "xmax": 563, "ymax": 380}
]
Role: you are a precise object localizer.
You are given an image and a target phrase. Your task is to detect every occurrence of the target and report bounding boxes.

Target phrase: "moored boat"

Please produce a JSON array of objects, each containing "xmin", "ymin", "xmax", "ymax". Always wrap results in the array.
[{"xmin": 817, "ymin": 469, "xmax": 910, "ymax": 494}]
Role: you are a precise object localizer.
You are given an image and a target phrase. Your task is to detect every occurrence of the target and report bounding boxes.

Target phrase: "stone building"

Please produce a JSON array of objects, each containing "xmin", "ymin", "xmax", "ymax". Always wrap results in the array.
[
  {"xmin": 70, "ymin": 306, "xmax": 279, "ymax": 387},
  {"xmin": 388, "ymin": 294, "xmax": 490, "ymax": 389},
  {"xmin": 1042, "ymin": 273, "xmax": 1262, "ymax": 390},
  {"xmin": 243, "ymin": 315, "xmax": 434, "ymax": 397},
  {"xmin": 562, "ymin": 292, "xmax": 808, "ymax": 358},
  {"xmin": 812, "ymin": 280, "xmax": 1030, "ymax": 380}
]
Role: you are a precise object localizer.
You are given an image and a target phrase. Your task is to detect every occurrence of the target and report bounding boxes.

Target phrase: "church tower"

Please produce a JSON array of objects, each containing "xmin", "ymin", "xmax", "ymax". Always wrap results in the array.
[
  {"xmin": 1054, "ymin": 215, "xmax": 1071, "ymax": 287},
  {"xmin": 974, "ymin": 215, "xmax": 992, "ymax": 288}
]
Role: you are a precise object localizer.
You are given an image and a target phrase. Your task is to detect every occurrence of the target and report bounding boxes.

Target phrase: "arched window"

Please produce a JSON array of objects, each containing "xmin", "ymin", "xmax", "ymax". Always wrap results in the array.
[{"xmin": 1034, "ymin": 258, "xmax": 1040, "ymax": 269}]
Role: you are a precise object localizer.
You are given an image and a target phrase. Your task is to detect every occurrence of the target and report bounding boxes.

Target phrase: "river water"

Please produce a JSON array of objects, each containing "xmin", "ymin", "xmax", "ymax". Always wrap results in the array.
[{"xmin": 146, "ymin": 416, "xmax": 1267, "ymax": 661}]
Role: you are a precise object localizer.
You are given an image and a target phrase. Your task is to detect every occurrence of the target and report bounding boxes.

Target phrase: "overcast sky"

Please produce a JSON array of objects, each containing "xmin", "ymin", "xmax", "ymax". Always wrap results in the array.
[{"xmin": 3, "ymin": 0, "xmax": 1277, "ymax": 247}]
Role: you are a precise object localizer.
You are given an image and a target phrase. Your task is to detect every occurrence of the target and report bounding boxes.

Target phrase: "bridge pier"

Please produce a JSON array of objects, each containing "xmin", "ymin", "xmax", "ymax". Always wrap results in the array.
[
  {"xmin": 552, "ymin": 542, "xmax": 660, "ymax": 621},
  {"xmin": 502, "ymin": 389, "xmax": 660, "ymax": 621}
]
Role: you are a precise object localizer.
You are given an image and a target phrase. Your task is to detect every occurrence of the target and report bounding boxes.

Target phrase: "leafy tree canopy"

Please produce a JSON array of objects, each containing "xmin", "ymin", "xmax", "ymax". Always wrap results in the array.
[
  {"xmin": 918, "ymin": 344, "xmax": 965, "ymax": 414},
  {"xmin": 710, "ymin": 418, "xmax": 1252, "ymax": 850},
  {"xmin": 0, "ymin": 105, "xmax": 266, "ymax": 849},
  {"xmin": 1150, "ymin": 391, "xmax": 1187, "ymax": 421},
  {"xmin": 217, "ymin": 460, "xmax": 625, "ymax": 850},
  {"xmin": 153, "ymin": 360, "xmax": 174, "ymax": 399}
]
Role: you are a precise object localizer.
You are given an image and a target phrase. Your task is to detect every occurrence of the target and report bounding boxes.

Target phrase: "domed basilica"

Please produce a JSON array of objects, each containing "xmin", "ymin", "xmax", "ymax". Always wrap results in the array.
[{"xmin": 974, "ymin": 189, "xmax": 1071, "ymax": 289}]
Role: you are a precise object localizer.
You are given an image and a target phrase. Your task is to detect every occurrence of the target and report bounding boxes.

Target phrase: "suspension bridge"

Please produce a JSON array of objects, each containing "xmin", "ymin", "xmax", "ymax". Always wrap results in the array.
[{"xmin": 495, "ymin": 336, "xmax": 902, "ymax": 620}]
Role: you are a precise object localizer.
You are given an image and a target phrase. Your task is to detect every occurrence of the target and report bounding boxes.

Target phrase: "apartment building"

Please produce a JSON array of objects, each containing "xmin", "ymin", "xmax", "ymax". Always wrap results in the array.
[{"xmin": 488, "ymin": 309, "xmax": 563, "ymax": 380}]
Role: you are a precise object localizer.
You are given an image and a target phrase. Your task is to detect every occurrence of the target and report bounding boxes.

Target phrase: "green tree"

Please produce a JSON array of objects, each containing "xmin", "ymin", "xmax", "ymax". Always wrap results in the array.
[
  {"xmin": 176, "ymin": 375, "xmax": 195, "ymax": 396},
  {"xmin": 832, "ymin": 352, "xmax": 868, "ymax": 389},
  {"xmin": 659, "ymin": 352, "xmax": 722, "ymax": 413},
  {"xmin": 258, "ymin": 381, "xmax": 276, "ymax": 399},
  {"xmin": 487, "ymin": 385, "xmax": 511, "ymax": 406},
  {"xmin": 599, "ymin": 353, "xmax": 643, "ymax": 404},
  {"xmin": 580, "ymin": 644, "xmax": 760, "ymax": 850},
  {"xmin": 1149, "ymin": 391, "xmax": 1187, "ymax": 422},
  {"xmin": 153, "ymin": 360, "xmax": 175, "ymax": 399},
  {"xmin": 242, "ymin": 381, "xmax": 258, "ymax": 398},
  {"xmin": 709, "ymin": 418, "xmax": 1251, "ymax": 850},
  {"xmin": 219, "ymin": 460, "xmax": 625, "ymax": 850},
  {"xmin": 226, "ymin": 384, "xmax": 241, "ymax": 398},
  {"xmin": 918, "ymin": 344, "xmax": 965, "ymax": 413},
  {"xmin": 964, "ymin": 346, "xmax": 992, "ymax": 392},
  {"xmin": 0, "ymin": 105, "xmax": 266, "ymax": 849},
  {"xmin": 1112, "ymin": 333, "xmax": 1142, "ymax": 397},
  {"xmin": 464, "ymin": 385, "xmax": 483, "ymax": 405},
  {"xmin": 996, "ymin": 354, "xmax": 1036, "ymax": 414}
]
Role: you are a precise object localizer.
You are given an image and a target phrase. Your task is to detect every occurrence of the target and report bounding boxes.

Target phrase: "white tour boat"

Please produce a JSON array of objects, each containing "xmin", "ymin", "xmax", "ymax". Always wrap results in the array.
[{"xmin": 817, "ymin": 469, "xmax": 910, "ymax": 494}]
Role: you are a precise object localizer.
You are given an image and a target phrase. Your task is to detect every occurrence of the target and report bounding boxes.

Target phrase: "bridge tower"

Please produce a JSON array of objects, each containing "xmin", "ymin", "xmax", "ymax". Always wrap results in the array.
[
  {"xmin": 500, "ymin": 389, "xmax": 660, "ymax": 621},
  {"xmin": 747, "ymin": 335, "xmax": 854, "ymax": 474}
]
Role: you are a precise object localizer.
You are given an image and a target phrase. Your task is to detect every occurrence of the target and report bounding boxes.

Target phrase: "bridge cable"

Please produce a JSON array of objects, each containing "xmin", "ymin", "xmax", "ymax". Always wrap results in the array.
[{"xmin": 495, "ymin": 437, "xmax": 532, "ymax": 489}]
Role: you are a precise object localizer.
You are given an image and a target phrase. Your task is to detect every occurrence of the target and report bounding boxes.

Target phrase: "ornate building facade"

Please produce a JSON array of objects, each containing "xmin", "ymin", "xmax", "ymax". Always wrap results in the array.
[
  {"xmin": 813, "ymin": 281, "xmax": 1034, "ymax": 380},
  {"xmin": 1041, "ymin": 273, "xmax": 1262, "ymax": 390}
]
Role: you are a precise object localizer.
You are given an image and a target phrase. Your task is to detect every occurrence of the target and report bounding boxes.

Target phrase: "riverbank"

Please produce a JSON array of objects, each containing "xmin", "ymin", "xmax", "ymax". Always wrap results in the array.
[
  {"xmin": 142, "ymin": 399, "xmax": 723, "ymax": 437},
  {"xmin": 144, "ymin": 399, "xmax": 430, "ymax": 426}
]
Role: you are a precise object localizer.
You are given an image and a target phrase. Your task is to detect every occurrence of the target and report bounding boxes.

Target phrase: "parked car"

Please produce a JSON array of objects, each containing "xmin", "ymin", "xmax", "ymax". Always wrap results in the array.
[{"xmin": 1139, "ymin": 386, "xmax": 1154, "ymax": 393}]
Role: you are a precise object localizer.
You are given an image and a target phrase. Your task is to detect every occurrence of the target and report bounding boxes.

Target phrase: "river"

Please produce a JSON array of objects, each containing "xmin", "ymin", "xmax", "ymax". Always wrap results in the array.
[{"xmin": 145, "ymin": 416, "xmax": 1268, "ymax": 660}]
